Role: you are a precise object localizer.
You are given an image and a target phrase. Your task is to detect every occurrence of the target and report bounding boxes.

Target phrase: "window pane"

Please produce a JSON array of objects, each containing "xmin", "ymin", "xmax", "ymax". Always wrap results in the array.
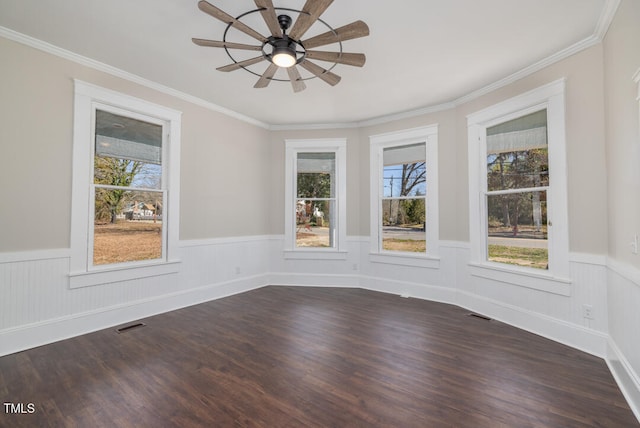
[
  {"xmin": 383, "ymin": 143, "xmax": 426, "ymax": 197},
  {"xmin": 95, "ymin": 110, "xmax": 162, "ymax": 190},
  {"xmin": 382, "ymin": 198, "xmax": 426, "ymax": 253},
  {"xmin": 93, "ymin": 189, "xmax": 163, "ymax": 265},
  {"xmin": 487, "ymin": 110, "xmax": 548, "ymax": 191},
  {"xmin": 297, "ymin": 153, "xmax": 335, "ymax": 199},
  {"xmin": 487, "ymin": 191, "xmax": 548, "ymax": 269},
  {"xmin": 296, "ymin": 199, "xmax": 334, "ymax": 248},
  {"xmin": 94, "ymin": 156, "xmax": 162, "ymax": 190},
  {"xmin": 95, "ymin": 110, "xmax": 162, "ymax": 164}
]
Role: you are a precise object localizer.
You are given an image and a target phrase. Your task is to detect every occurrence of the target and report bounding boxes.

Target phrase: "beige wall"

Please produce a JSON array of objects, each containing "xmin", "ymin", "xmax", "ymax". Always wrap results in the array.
[
  {"xmin": 456, "ymin": 44, "xmax": 608, "ymax": 254},
  {"xmin": 269, "ymin": 45, "xmax": 608, "ymax": 251},
  {"xmin": 604, "ymin": 0, "xmax": 640, "ymax": 266},
  {"xmin": 0, "ymin": 37, "xmax": 271, "ymax": 252},
  {"xmin": 0, "ymin": 30, "xmax": 612, "ymax": 255}
]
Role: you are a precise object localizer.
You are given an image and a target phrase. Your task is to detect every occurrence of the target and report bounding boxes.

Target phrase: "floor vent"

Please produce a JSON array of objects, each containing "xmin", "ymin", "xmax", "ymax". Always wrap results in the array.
[
  {"xmin": 116, "ymin": 322, "xmax": 146, "ymax": 334},
  {"xmin": 468, "ymin": 313, "xmax": 492, "ymax": 321}
]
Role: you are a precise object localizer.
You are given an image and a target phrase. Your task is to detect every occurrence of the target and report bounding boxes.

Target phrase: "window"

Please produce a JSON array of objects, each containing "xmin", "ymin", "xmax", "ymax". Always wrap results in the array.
[
  {"xmin": 485, "ymin": 109, "xmax": 549, "ymax": 270},
  {"xmin": 70, "ymin": 81, "xmax": 181, "ymax": 288},
  {"xmin": 92, "ymin": 109, "xmax": 164, "ymax": 266},
  {"xmin": 369, "ymin": 126, "xmax": 439, "ymax": 266},
  {"xmin": 467, "ymin": 80, "xmax": 570, "ymax": 293},
  {"xmin": 284, "ymin": 139, "xmax": 346, "ymax": 258}
]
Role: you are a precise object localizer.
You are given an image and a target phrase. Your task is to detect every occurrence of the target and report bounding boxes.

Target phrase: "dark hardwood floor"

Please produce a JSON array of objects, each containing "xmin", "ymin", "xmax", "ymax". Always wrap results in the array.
[{"xmin": 0, "ymin": 286, "xmax": 637, "ymax": 427}]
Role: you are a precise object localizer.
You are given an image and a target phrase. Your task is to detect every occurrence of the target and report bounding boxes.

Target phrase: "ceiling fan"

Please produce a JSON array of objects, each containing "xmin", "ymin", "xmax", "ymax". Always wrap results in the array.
[{"xmin": 192, "ymin": 0, "xmax": 370, "ymax": 92}]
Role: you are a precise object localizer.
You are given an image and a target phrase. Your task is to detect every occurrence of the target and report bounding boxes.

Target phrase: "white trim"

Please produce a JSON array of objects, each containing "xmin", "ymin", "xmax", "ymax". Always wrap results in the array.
[
  {"xmin": 0, "ymin": 248, "xmax": 70, "ymax": 264},
  {"xmin": 569, "ymin": 252, "xmax": 608, "ymax": 266},
  {"xmin": 0, "ymin": 274, "xmax": 268, "ymax": 357},
  {"xmin": 467, "ymin": 79, "xmax": 571, "ymax": 293},
  {"xmin": 369, "ymin": 125, "xmax": 439, "ymax": 258},
  {"xmin": 594, "ymin": 0, "xmax": 622, "ymax": 40},
  {"xmin": 468, "ymin": 262, "xmax": 572, "ymax": 296},
  {"xmin": 456, "ymin": 290, "xmax": 608, "ymax": 357},
  {"xmin": 0, "ymin": 0, "xmax": 617, "ymax": 132},
  {"xmin": 283, "ymin": 250, "xmax": 348, "ymax": 260},
  {"xmin": 0, "ymin": 27, "xmax": 269, "ymax": 130},
  {"xmin": 359, "ymin": 275, "xmax": 457, "ymax": 305},
  {"xmin": 69, "ymin": 260, "xmax": 181, "ymax": 289},
  {"xmin": 607, "ymin": 338, "xmax": 640, "ymax": 423},
  {"xmin": 70, "ymin": 80, "xmax": 182, "ymax": 288},
  {"xmin": 284, "ymin": 139, "xmax": 347, "ymax": 254},
  {"xmin": 179, "ymin": 235, "xmax": 275, "ymax": 247},
  {"xmin": 368, "ymin": 253, "xmax": 440, "ymax": 269},
  {"xmin": 268, "ymin": 273, "xmax": 360, "ymax": 288},
  {"xmin": 608, "ymin": 258, "xmax": 640, "ymax": 289}
]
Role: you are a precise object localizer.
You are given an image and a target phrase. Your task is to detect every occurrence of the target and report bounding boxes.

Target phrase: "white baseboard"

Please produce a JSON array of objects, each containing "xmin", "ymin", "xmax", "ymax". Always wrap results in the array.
[
  {"xmin": 359, "ymin": 274, "xmax": 457, "ymax": 305},
  {"xmin": 0, "ymin": 274, "xmax": 268, "ymax": 357},
  {"xmin": 607, "ymin": 339, "xmax": 640, "ymax": 423},
  {"xmin": 456, "ymin": 290, "xmax": 608, "ymax": 358},
  {"xmin": 268, "ymin": 272, "xmax": 360, "ymax": 288}
]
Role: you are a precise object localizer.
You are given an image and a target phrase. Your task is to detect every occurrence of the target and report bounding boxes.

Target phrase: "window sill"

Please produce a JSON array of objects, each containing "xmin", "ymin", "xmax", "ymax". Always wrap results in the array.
[
  {"xmin": 468, "ymin": 261, "xmax": 571, "ymax": 296},
  {"xmin": 283, "ymin": 250, "xmax": 348, "ymax": 261},
  {"xmin": 69, "ymin": 259, "xmax": 181, "ymax": 289},
  {"xmin": 369, "ymin": 252, "xmax": 440, "ymax": 269}
]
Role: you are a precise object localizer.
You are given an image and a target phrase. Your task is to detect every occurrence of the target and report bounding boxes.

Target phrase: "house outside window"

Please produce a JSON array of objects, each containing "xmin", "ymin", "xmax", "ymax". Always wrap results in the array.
[
  {"xmin": 70, "ymin": 81, "xmax": 181, "ymax": 288},
  {"xmin": 284, "ymin": 139, "xmax": 347, "ymax": 259}
]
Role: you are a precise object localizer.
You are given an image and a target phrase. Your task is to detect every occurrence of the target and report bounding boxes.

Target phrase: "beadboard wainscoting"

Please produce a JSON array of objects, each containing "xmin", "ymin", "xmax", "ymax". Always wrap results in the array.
[
  {"xmin": 1, "ymin": 237, "xmax": 638, "ymax": 420},
  {"xmin": 607, "ymin": 260, "xmax": 640, "ymax": 422},
  {"xmin": 0, "ymin": 237, "xmax": 273, "ymax": 357}
]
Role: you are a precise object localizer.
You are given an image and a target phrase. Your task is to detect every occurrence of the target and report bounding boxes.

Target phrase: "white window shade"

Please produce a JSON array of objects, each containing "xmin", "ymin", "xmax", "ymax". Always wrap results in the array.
[
  {"xmin": 297, "ymin": 152, "xmax": 335, "ymax": 173},
  {"xmin": 95, "ymin": 110, "xmax": 162, "ymax": 164},
  {"xmin": 383, "ymin": 142, "xmax": 425, "ymax": 165},
  {"xmin": 487, "ymin": 109, "xmax": 547, "ymax": 154}
]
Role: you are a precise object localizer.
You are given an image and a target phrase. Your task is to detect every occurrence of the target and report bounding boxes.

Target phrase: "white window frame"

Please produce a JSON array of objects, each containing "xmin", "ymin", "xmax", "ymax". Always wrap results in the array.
[
  {"xmin": 369, "ymin": 125, "xmax": 439, "ymax": 268},
  {"xmin": 467, "ymin": 79, "xmax": 571, "ymax": 295},
  {"xmin": 284, "ymin": 139, "xmax": 347, "ymax": 259},
  {"xmin": 69, "ymin": 80, "xmax": 181, "ymax": 288}
]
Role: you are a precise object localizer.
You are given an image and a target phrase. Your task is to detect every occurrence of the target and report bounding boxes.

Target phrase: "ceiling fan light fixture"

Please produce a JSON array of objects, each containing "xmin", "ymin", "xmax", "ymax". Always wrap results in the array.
[{"xmin": 272, "ymin": 43, "xmax": 296, "ymax": 68}]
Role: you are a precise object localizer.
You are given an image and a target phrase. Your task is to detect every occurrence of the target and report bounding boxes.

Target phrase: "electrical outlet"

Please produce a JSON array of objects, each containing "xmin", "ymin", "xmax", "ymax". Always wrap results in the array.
[
  {"xmin": 235, "ymin": 266, "xmax": 241, "ymax": 275},
  {"xmin": 583, "ymin": 304, "xmax": 594, "ymax": 320}
]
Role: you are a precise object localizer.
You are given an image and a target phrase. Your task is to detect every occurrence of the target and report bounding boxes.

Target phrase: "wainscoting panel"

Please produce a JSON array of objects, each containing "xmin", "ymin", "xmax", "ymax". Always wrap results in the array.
[
  {"xmin": 0, "ymin": 238, "xmax": 272, "ymax": 357},
  {"xmin": 607, "ymin": 260, "xmax": 640, "ymax": 421},
  {"xmin": 454, "ymin": 245, "xmax": 609, "ymax": 357}
]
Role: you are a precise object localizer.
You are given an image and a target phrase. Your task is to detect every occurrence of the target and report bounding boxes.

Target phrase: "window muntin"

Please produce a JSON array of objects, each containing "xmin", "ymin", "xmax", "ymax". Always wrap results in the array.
[
  {"xmin": 467, "ymin": 79, "xmax": 570, "ymax": 288},
  {"xmin": 91, "ymin": 109, "xmax": 166, "ymax": 266},
  {"xmin": 369, "ymin": 125, "xmax": 439, "ymax": 263},
  {"xmin": 296, "ymin": 152, "xmax": 336, "ymax": 248},
  {"xmin": 70, "ymin": 81, "xmax": 181, "ymax": 288},
  {"xmin": 381, "ymin": 143, "xmax": 427, "ymax": 253},
  {"xmin": 485, "ymin": 109, "xmax": 549, "ymax": 269},
  {"xmin": 284, "ymin": 139, "xmax": 346, "ymax": 256}
]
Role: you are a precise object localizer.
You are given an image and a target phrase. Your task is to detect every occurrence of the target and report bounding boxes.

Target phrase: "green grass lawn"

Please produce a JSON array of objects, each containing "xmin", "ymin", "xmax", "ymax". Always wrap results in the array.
[{"xmin": 488, "ymin": 245, "xmax": 548, "ymax": 269}]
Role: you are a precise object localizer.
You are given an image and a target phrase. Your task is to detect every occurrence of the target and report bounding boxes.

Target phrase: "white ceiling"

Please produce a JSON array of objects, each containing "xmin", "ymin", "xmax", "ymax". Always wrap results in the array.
[{"xmin": 0, "ymin": 0, "xmax": 609, "ymax": 127}]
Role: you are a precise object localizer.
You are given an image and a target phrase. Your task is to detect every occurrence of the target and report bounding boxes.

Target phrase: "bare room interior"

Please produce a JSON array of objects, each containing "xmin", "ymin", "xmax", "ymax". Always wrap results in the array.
[{"xmin": 1, "ymin": 0, "xmax": 639, "ymax": 426}]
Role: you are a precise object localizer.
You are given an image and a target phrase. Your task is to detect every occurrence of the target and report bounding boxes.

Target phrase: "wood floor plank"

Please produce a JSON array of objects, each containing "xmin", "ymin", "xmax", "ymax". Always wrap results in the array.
[{"xmin": 0, "ymin": 286, "xmax": 637, "ymax": 427}]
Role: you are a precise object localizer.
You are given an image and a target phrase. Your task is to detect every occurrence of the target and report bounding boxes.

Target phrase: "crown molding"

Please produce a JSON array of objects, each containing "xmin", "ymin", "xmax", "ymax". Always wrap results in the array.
[
  {"xmin": 1, "ymin": 0, "xmax": 621, "ymax": 132},
  {"xmin": 0, "ymin": 26, "xmax": 270, "ymax": 130}
]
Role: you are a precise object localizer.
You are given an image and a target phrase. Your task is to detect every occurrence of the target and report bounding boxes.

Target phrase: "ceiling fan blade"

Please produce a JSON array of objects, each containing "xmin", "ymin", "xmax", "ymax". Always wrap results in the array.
[
  {"xmin": 302, "ymin": 20, "xmax": 370, "ymax": 49},
  {"xmin": 288, "ymin": 0, "xmax": 334, "ymax": 40},
  {"xmin": 304, "ymin": 51, "xmax": 366, "ymax": 67},
  {"xmin": 254, "ymin": 63, "xmax": 279, "ymax": 88},
  {"xmin": 216, "ymin": 56, "xmax": 265, "ymax": 72},
  {"xmin": 192, "ymin": 38, "xmax": 262, "ymax": 51},
  {"xmin": 286, "ymin": 66, "xmax": 307, "ymax": 93},
  {"xmin": 299, "ymin": 59, "xmax": 341, "ymax": 86},
  {"xmin": 254, "ymin": 0, "xmax": 282, "ymax": 37},
  {"xmin": 198, "ymin": 0, "xmax": 267, "ymax": 43}
]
